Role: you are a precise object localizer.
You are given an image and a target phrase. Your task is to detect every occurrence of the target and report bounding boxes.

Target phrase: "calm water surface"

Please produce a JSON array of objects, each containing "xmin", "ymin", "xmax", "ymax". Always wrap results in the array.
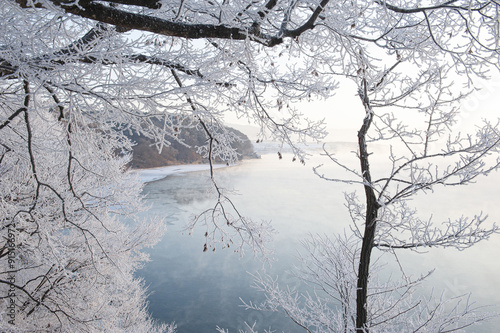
[{"xmin": 137, "ymin": 144, "xmax": 500, "ymax": 332}]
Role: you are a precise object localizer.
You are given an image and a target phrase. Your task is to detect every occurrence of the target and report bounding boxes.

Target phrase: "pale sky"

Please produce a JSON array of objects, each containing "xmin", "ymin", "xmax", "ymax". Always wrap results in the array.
[{"xmin": 229, "ymin": 71, "xmax": 500, "ymax": 143}]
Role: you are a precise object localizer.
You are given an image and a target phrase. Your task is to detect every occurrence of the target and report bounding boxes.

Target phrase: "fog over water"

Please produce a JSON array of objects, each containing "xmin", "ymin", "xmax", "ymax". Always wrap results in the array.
[{"xmin": 136, "ymin": 143, "xmax": 500, "ymax": 332}]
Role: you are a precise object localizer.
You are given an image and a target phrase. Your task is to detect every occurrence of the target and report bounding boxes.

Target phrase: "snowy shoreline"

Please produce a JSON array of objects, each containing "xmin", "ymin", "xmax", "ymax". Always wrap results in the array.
[{"xmin": 129, "ymin": 163, "xmax": 227, "ymax": 183}]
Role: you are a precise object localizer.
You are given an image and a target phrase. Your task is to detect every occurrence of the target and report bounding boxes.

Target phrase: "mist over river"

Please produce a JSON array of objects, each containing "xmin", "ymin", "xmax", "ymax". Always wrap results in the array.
[{"xmin": 136, "ymin": 143, "xmax": 500, "ymax": 332}]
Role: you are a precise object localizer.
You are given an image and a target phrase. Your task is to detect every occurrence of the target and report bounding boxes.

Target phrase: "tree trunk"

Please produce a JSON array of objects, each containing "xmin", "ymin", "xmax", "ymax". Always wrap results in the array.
[
  {"xmin": 355, "ymin": 190, "xmax": 378, "ymax": 332},
  {"xmin": 355, "ymin": 82, "xmax": 380, "ymax": 332}
]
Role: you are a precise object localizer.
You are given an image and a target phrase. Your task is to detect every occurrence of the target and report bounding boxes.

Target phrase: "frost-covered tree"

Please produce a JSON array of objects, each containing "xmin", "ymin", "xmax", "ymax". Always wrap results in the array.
[
  {"xmin": 239, "ymin": 3, "xmax": 500, "ymax": 331},
  {"xmin": 245, "ymin": 60, "xmax": 500, "ymax": 332},
  {"xmin": 0, "ymin": 86, "xmax": 172, "ymax": 331},
  {"xmin": 2, "ymin": 0, "xmax": 500, "ymax": 332}
]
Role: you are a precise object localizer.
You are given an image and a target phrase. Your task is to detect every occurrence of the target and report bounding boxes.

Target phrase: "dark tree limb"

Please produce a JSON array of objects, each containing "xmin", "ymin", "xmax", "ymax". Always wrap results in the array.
[
  {"xmin": 258, "ymin": 0, "xmax": 279, "ymax": 19},
  {"xmin": 48, "ymin": 1, "xmax": 263, "ymax": 41},
  {"xmin": 0, "ymin": 106, "xmax": 26, "ymax": 130},
  {"xmin": 15, "ymin": 0, "xmax": 330, "ymax": 47},
  {"xmin": 104, "ymin": 0, "xmax": 162, "ymax": 9}
]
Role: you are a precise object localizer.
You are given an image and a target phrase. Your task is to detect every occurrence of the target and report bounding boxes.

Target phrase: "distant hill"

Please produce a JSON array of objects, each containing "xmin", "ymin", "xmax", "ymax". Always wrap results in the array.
[{"xmin": 126, "ymin": 125, "xmax": 257, "ymax": 169}]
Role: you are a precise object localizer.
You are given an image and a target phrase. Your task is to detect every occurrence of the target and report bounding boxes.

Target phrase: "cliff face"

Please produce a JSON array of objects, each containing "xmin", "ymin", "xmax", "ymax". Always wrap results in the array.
[{"xmin": 127, "ymin": 126, "xmax": 257, "ymax": 169}]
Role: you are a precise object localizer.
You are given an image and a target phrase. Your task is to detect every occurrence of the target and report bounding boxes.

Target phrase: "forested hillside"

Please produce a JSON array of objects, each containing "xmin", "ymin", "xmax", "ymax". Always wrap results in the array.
[{"xmin": 127, "ymin": 126, "xmax": 257, "ymax": 169}]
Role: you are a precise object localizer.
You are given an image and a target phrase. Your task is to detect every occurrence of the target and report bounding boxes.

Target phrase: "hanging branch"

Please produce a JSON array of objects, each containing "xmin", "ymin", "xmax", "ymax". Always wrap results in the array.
[{"xmin": 170, "ymin": 68, "xmax": 272, "ymax": 256}]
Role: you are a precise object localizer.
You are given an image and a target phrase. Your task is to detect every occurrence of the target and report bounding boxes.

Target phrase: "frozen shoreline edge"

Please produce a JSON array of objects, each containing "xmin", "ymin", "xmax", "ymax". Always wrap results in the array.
[{"xmin": 129, "ymin": 163, "xmax": 228, "ymax": 183}]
